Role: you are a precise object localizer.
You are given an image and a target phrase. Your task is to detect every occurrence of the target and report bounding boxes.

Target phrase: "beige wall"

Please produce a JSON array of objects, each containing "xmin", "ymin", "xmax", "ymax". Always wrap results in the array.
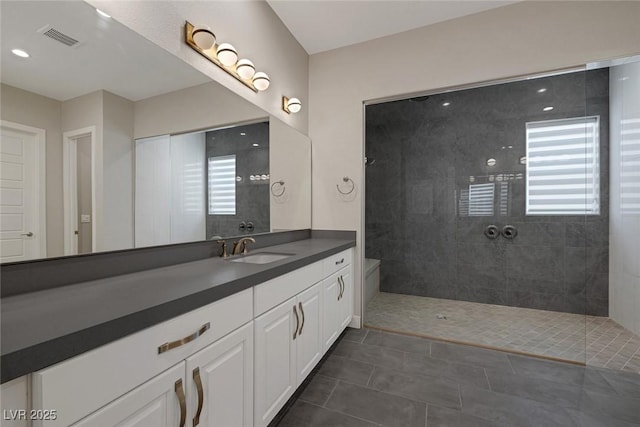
[
  {"xmin": 269, "ymin": 117, "xmax": 312, "ymax": 231},
  {"xmin": 134, "ymin": 81, "xmax": 266, "ymax": 139},
  {"xmin": 1, "ymin": 84, "xmax": 64, "ymax": 257},
  {"xmin": 87, "ymin": 0, "xmax": 309, "ymax": 135},
  {"xmin": 309, "ymin": 1, "xmax": 640, "ymax": 323},
  {"xmin": 62, "ymin": 90, "xmax": 105, "ymax": 250},
  {"xmin": 102, "ymin": 92, "xmax": 134, "ymax": 251}
]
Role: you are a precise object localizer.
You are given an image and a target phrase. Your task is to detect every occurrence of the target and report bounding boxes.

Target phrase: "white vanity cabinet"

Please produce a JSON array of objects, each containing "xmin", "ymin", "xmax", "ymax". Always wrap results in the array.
[
  {"xmin": 253, "ymin": 282, "xmax": 323, "ymax": 427},
  {"xmin": 185, "ymin": 322, "xmax": 253, "ymax": 427},
  {"xmin": 31, "ymin": 289, "xmax": 253, "ymax": 427},
  {"xmin": 322, "ymin": 250, "xmax": 354, "ymax": 351},
  {"xmin": 70, "ymin": 363, "xmax": 184, "ymax": 427}
]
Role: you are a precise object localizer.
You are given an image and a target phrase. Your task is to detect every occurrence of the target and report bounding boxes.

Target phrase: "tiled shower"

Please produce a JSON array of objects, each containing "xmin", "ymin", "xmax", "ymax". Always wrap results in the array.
[{"xmin": 365, "ymin": 69, "xmax": 610, "ymax": 317}]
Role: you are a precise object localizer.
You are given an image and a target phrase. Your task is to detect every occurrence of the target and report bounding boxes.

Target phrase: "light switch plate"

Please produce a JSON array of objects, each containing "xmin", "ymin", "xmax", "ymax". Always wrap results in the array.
[{"xmin": 80, "ymin": 214, "xmax": 91, "ymax": 223}]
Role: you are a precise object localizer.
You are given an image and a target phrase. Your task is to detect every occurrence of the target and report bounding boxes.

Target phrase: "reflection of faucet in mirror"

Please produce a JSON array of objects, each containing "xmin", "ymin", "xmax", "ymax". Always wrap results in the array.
[{"xmin": 232, "ymin": 237, "xmax": 256, "ymax": 255}]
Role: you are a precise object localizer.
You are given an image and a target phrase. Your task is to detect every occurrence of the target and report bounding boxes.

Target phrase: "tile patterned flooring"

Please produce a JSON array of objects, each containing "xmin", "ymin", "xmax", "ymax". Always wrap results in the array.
[
  {"xmin": 276, "ymin": 328, "xmax": 640, "ymax": 427},
  {"xmin": 365, "ymin": 292, "xmax": 640, "ymax": 374}
]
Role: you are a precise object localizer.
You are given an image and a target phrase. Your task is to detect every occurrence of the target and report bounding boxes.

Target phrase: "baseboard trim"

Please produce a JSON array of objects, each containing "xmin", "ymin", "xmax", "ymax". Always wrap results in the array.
[{"xmin": 348, "ymin": 315, "xmax": 361, "ymax": 329}]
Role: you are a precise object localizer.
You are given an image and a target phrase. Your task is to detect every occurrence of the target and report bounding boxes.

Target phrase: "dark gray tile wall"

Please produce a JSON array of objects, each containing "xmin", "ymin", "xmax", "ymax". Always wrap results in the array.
[
  {"xmin": 206, "ymin": 122, "xmax": 270, "ymax": 239},
  {"xmin": 365, "ymin": 69, "xmax": 610, "ymax": 316}
]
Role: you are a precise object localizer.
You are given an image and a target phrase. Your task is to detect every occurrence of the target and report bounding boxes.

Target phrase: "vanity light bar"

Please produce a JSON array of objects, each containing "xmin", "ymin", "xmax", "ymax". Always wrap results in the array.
[{"xmin": 185, "ymin": 21, "xmax": 269, "ymax": 93}]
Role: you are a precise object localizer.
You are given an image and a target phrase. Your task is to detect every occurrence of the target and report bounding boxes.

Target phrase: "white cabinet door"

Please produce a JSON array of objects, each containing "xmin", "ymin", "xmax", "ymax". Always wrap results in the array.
[
  {"xmin": 254, "ymin": 297, "xmax": 297, "ymax": 427},
  {"xmin": 322, "ymin": 273, "xmax": 341, "ymax": 351},
  {"xmin": 185, "ymin": 322, "xmax": 253, "ymax": 427},
  {"xmin": 295, "ymin": 282, "xmax": 322, "ymax": 383},
  {"xmin": 71, "ymin": 363, "xmax": 185, "ymax": 427},
  {"xmin": 338, "ymin": 265, "xmax": 354, "ymax": 330}
]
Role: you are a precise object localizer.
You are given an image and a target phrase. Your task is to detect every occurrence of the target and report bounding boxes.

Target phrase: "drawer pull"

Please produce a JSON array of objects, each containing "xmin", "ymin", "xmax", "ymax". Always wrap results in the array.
[
  {"xmin": 298, "ymin": 302, "xmax": 305, "ymax": 336},
  {"xmin": 158, "ymin": 322, "xmax": 211, "ymax": 354},
  {"xmin": 175, "ymin": 379, "xmax": 187, "ymax": 427},
  {"xmin": 293, "ymin": 305, "xmax": 299, "ymax": 340},
  {"xmin": 335, "ymin": 258, "xmax": 345, "ymax": 265},
  {"xmin": 193, "ymin": 367, "xmax": 204, "ymax": 426}
]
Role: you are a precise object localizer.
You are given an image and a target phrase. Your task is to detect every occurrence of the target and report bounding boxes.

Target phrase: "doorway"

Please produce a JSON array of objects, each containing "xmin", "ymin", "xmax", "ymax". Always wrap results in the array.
[
  {"xmin": 63, "ymin": 127, "xmax": 96, "ymax": 255},
  {"xmin": 0, "ymin": 120, "xmax": 46, "ymax": 262}
]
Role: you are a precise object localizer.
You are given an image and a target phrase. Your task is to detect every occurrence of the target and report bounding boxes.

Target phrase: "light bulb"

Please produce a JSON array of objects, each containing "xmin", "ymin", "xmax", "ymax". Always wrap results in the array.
[
  {"xmin": 236, "ymin": 59, "xmax": 255, "ymax": 80},
  {"xmin": 11, "ymin": 49, "xmax": 29, "ymax": 58},
  {"xmin": 253, "ymin": 72, "xmax": 270, "ymax": 91},
  {"xmin": 216, "ymin": 43, "xmax": 238, "ymax": 66},
  {"xmin": 192, "ymin": 27, "xmax": 215, "ymax": 50},
  {"xmin": 286, "ymin": 97, "xmax": 302, "ymax": 113}
]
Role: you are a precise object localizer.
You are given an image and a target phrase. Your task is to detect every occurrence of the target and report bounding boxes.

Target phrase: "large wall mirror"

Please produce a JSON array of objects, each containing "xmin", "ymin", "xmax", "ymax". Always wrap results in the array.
[{"xmin": 0, "ymin": 0, "xmax": 311, "ymax": 263}]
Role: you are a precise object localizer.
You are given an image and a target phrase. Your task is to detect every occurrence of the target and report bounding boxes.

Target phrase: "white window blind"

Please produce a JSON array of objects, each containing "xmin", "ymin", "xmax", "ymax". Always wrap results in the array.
[
  {"xmin": 208, "ymin": 155, "xmax": 236, "ymax": 215},
  {"xmin": 621, "ymin": 118, "xmax": 640, "ymax": 214},
  {"xmin": 526, "ymin": 116, "xmax": 600, "ymax": 215},
  {"xmin": 469, "ymin": 183, "xmax": 495, "ymax": 216}
]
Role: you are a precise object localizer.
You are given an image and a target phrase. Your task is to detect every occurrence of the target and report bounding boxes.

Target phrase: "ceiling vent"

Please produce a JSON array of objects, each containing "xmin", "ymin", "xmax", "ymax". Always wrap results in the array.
[{"xmin": 39, "ymin": 26, "xmax": 80, "ymax": 47}]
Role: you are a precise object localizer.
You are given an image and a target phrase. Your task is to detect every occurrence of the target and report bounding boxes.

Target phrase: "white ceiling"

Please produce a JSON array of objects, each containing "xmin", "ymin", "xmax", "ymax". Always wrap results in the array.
[
  {"xmin": 1, "ymin": 1, "xmax": 210, "ymax": 102},
  {"xmin": 267, "ymin": 0, "xmax": 518, "ymax": 54}
]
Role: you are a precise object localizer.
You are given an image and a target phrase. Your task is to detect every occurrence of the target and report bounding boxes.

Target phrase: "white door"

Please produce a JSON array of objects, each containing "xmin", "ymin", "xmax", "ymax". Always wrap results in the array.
[
  {"xmin": 339, "ymin": 266, "xmax": 354, "ymax": 330},
  {"xmin": 185, "ymin": 323, "xmax": 253, "ymax": 427},
  {"xmin": 0, "ymin": 122, "xmax": 45, "ymax": 262},
  {"xmin": 296, "ymin": 282, "xmax": 323, "ymax": 382},
  {"xmin": 71, "ymin": 363, "xmax": 184, "ymax": 427},
  {"xmin": 322, "ymin": 274, "xmax": 341, "ymax": 351},
  {"xmin": 254, "ymin": 297, "xmax": 297, "ymax": 427}
]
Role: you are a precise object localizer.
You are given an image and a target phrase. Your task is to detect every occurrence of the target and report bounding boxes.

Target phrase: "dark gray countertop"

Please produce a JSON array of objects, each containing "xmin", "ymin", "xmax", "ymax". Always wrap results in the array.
[{"xmin": 1, "ymin": 236, "xmax": 355, "ymax": 383}]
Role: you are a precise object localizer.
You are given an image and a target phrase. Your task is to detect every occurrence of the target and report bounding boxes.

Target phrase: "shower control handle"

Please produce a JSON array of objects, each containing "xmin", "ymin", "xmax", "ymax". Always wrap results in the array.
[
  {"xmin": 484, "ymin": 225, "xmax": 500, "ymax": 240},
  {"xmin": 502, "ymin": 225, "xmax": 518, "ymax": 240}
]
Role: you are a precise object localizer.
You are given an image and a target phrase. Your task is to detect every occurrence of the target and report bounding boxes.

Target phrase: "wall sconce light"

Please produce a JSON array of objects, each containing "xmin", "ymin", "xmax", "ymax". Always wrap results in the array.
[
  {"xmin": 283, "ymin": 96, "xmax": 302, "ymax": 114},
  {"xmin": 185, "ymin": 21, "xmax": 269, "ymax": 93}
]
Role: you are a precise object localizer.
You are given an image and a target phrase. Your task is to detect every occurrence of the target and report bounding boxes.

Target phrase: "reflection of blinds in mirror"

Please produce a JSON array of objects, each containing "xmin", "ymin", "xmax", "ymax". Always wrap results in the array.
[
  {"xmin": 208, "ymin": 155, "xmax": 236, "ymax": 215},
  {"xmin": 621, "ymin": 118, "xmax": 640, "ymax": 214},
  {"xmin": 526, "ymin": 116, "xmax": 600, "ymax": 215},
  {"xmin": 469, "ymin": 183, "xmax": 495, "ymax": 216}
]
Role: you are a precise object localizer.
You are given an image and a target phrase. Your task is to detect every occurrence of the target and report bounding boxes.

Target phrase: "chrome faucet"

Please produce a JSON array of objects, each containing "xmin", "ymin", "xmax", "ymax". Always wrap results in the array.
[{"xmin": 232, "ymin": 237, "xmax": 256, "ymax": 255}]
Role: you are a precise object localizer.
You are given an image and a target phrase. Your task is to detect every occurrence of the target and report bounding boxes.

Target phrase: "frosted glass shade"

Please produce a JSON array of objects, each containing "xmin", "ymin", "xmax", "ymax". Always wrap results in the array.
[
  {"xmin": 286, "ymin": 98, "xmax": 302, "ymax": 113},
  {"xmin": 216, "ymin": 43, "xmax": 238, "ymax": 66},
  {"xmin": 236, "ymin": 59, "xmax": 255, "ymax": 79},
  {"xmin": 192, "ymin": 27, "xmax": 215, "ymax": 50},
  {"xmin": 253, "ymin": 72, "xmax": 270, "ymax": 91}
]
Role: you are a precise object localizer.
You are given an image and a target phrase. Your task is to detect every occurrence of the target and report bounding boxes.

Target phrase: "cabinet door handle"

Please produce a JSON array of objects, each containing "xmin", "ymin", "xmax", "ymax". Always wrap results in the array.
[
  {"xmin": 335, "ymin": 258, "xmax": 344, "ymax": 265},
  {"xmin": 298, "ymin": 301, "xmax": 305, "ymax": 336},
  {"xmin": 158, "ymin": 322, "xmax": 210, "ymax": 354},
  {"xmin": 293, "ymin": 305, "xmax": 299, "ymax": 340},
  {"xmin": 339, "ymin": 276, "xmax": 345, "ymax": 300},
  {"xmin": 175, "ymin": 379, "xmax": 187, "ymax": 427},
  {"xmin": 193, "ymin": 367, "xmax": 204, "ymax": 426}
]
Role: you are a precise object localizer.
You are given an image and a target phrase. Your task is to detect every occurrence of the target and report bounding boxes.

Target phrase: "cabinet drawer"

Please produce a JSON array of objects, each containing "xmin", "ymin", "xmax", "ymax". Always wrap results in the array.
[
  {"xmin": 323, "ymin": 249, "xmax": 353, "ymax": 277},
  {"xmin": 32, "ymin": 288, "xmax": 253, "ymax": 427},
  {"xmin": 254, "ymin": 260, "xmax": 323, "ymax": 317}
]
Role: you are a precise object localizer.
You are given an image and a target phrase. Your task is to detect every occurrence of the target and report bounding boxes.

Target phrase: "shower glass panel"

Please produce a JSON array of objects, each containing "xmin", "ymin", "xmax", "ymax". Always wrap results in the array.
[{"xmin": 364, "ymin": 69, "xmax": 609, "ymax": 365}]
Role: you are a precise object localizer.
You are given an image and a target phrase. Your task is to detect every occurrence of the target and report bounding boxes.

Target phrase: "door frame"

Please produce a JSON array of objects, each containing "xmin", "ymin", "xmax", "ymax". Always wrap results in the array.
[
  {"xmin": 0, "ymin": 120, "xmax": 47, "ymax": 259},
  {"xmin": 63, "ymin": 126, "xmax": 97, "ymax": 254}
]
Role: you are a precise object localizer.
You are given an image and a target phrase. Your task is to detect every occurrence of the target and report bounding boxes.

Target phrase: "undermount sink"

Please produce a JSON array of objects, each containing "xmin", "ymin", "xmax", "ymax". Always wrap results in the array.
[{"xmin": 228, "ymin": 252, "xmax": 294, "ymax": 264}]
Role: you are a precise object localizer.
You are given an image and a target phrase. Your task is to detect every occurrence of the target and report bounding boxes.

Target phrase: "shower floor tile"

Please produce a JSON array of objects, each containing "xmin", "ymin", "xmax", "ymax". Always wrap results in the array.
[{"xmin": 365, "ymin": 292, "xmax": 640, "ymax": 374}]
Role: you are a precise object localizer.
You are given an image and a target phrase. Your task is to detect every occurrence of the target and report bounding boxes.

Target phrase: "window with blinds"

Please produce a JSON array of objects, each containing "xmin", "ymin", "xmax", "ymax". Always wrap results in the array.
[
  {"xmin": 208, "ymin": 155, "xmax": 236, "ymax": 215},
  {"xmin": 525, "ymin": 116, "xmax": 600, "ymax": 215}
]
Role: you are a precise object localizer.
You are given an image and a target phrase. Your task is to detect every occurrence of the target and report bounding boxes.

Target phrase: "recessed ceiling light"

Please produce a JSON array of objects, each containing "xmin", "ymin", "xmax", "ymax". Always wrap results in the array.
[
  {"xmin": 240, "ymin": 132, "xmax": 246, "ymax": 136},
  {"xmin": 442, "ymin": 102, "xmax": 451, "ymax": 107},
  {"xmin": 252, "ymin": 143, "xmax": 259, "ymax": 147},
  {"xmin": 11, "ymin": 49, "xmax": 29, "ymax": 58},
  {"xmin": 543, "ymin": 106, "xmax": 554, "ymax": 111},
  {"xmin": 537, "ymin": 88, "xmax": 547, "ymax": 93},
  {"xmin": 96, "ymin": 9, "xmax": 111, "ymax": 18}
]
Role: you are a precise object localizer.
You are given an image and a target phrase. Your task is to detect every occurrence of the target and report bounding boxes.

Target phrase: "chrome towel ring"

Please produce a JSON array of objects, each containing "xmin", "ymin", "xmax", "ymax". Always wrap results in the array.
[
  {"xmin": 270, "ymin": 180, "xmax": 286, "ymax": 197},
  {"xmin": 337, "ymin": 176, "xmax": 355, "ymax": 195}
]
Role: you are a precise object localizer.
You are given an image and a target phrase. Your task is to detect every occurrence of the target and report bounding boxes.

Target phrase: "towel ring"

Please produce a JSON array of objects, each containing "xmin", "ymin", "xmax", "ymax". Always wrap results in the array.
[
  {"xmin": 336, "ymin": 176, "xmax": 355, "ymax": 195},
  {"xmin": 270, "ymin": 180, "xmax": 286, "ymax": 197}
]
